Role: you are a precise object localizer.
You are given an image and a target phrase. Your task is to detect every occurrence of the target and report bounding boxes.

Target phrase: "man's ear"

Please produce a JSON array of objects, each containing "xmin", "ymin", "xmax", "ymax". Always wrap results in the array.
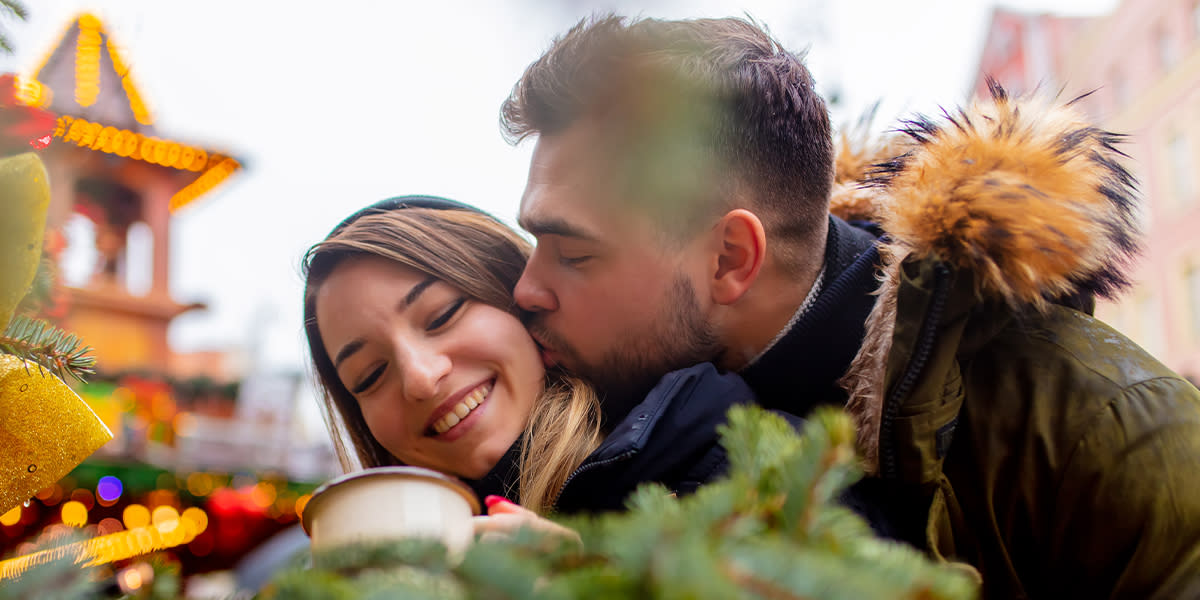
[{"xmin": 710, "ymin": 209, "xmax": 766, "ymax": 305}]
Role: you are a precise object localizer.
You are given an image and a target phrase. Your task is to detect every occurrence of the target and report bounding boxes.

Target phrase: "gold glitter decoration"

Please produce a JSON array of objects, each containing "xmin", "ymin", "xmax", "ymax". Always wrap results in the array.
[{"xmin": 0, "ymin": 354, "xmax": 112, "ymax": 515}]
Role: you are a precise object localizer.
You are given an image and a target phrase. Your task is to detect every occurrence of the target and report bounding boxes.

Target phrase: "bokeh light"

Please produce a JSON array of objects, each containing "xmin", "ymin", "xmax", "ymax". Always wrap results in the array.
[
  {"xmin": 0, "ymin": 507, "xmax": 20, "ymax": 527},
  {"xmin": 61, "ymin": 501, "xmax": 88, "ymax": 527},
  {"xmin": 116, "ymin": 562, "xmax": 153, "ymax": 594},
  {"xmin": 294, "ymin": 494, "xmax": 311, "ymax": 520},
  {"xmin": 69, "ymin": 488, "xmax": 94, "ymax": 511},
  {"xmin": 181, "ymin": 507, "xmax": 208, "ymax": 534},
  {"xmin": 34, "ymin": 484, "xmax": 63, "ymax": 505},
  {"xmin": 151, "ymin": 505, "xmax": 179, "ymax": 530},
  {"xmin": 186, "ymin": 472, "xmax": 214, "ymax": 497},
  {"xmin": 97, "ymin": 476, "xmax": 123, "ymax": 503},
  {"xmin": 123, "ymin": 504, "xmax": 150, "ymax": 529},
  {"xmin": 249, "ymin": 482, "xmax": 276, "ymax": 509},
  {"xmin": 97, "ymin": 517, "xmax": 124, "ymax": 535}
]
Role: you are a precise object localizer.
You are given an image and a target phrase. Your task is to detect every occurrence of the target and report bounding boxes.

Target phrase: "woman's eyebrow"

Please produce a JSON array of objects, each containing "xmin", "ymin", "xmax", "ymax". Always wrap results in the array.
[
  {"xmin": 333, "ymin": 339, "xmax": 365, "ymax": 368},
  {"xmin": 332, "ymin": 276, "xmax": 437, "ymax": 368},
  {"xmin": 403, "ymin": 276, "xmax": 437, "ymax": 307}
]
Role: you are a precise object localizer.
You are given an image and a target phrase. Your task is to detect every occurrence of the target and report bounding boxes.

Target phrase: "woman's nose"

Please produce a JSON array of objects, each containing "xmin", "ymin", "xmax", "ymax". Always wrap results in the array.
[{"xmin": 398, "ymin": 345, "xmax": 451, "ymax": 403}]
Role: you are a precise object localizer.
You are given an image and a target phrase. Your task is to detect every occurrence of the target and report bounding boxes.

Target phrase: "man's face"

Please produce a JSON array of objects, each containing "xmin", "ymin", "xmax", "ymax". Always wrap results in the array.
[{"xmin": 515, "ymin": 122, "xmax": 723, "ymax": 410}]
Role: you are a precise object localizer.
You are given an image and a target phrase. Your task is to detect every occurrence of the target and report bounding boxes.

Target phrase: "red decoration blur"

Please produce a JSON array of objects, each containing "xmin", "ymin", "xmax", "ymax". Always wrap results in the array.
[{"xmin": 0, "ymin": 74, "xmax": 58, "ymax": 156}]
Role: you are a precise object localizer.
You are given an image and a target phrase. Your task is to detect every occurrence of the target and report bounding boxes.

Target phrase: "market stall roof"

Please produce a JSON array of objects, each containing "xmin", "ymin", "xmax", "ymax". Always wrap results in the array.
[
  {"xmin": 22, "ymin": 13, "xmax": 153, "ymax": 132},
  {"xmin": 15, "ymin": 13, "xmax": 242, "ymax": 212}
]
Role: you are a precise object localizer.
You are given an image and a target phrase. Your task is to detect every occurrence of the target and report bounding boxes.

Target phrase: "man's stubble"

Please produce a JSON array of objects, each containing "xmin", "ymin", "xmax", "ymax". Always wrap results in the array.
[{"xmin": 526, "ymin": 272, "xmax": 723, "ymax": 426}]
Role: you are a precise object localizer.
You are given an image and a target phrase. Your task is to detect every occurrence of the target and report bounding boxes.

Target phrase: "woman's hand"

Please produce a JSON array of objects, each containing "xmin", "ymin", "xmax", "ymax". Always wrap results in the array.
[{"xmin": 472, "ymin": 496, "xmax": 582, "ymax": 550}]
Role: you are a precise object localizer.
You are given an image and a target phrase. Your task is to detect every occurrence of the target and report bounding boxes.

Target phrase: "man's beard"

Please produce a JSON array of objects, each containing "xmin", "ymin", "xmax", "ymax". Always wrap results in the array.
[{"xmin": 527, "ymin": 274, "xmax": 722, "ymax": 426}]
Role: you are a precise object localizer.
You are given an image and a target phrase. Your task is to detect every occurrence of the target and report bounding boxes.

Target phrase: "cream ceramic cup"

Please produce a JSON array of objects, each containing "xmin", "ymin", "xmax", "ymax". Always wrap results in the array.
[{"xmin": 302, "ymin": 466, "xmax": 482, "ymax": 559}]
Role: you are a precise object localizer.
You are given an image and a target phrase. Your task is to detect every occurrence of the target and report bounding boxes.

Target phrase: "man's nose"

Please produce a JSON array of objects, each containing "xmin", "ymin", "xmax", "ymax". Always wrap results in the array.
[
  {"xmin": 398, "ymin": 345, "xmax": 451, "ymax": 403},
  {"xmin": 514, "ymin": 260, "xmax": 558, "ymax": 313}
]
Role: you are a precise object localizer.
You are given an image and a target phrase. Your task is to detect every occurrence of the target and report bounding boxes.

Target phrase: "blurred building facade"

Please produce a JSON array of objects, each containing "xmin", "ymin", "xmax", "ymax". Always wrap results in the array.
[
  {"xmin": 3, "ymin": 14, "xmax": 337, "ymax": 587},
  {"xmin": 973, "ymin": 0, "xmax": 1200, "ymax": 381},
  {"xmin": 21, "ymin": 13, "xmax": 236, "ymax": 379}
]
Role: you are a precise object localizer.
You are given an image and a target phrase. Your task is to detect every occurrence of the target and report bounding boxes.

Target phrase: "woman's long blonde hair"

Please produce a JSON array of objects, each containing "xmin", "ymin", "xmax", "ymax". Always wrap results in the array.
[{"xmin": 302, "ymin": 207, "xmax": 602, "ymax": 513}]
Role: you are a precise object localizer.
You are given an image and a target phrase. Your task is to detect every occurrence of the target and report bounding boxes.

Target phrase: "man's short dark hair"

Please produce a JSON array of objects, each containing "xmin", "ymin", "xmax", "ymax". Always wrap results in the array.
[{"xmin": 501, "ymin": 15, "xmax": 834, "ymax": 258}]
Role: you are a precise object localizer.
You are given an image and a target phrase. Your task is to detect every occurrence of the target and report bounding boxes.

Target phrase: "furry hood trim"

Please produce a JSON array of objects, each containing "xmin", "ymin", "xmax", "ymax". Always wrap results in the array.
[{"xmin": 833, "ymin": 80, "xmax": 1143, "ymax": 472}]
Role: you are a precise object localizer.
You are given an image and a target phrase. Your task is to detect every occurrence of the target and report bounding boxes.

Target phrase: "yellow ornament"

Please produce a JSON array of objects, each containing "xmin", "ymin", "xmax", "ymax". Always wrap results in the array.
[
  {"xmin": 0, "ymin": 354, "xmax": 112, "ymax": 515},
  {"xmin": 0, "ymin": 152, "xmax": 50, "ymax": 330}
]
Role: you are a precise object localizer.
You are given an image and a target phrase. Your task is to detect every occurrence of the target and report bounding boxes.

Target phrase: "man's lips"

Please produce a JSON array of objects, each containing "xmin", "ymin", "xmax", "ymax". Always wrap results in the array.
[
  {"xmin": 539, "ymin": 347, "xmax": 558, "ymax": 369},
  {"xmin": 530, "ymin": 334, "xmax": 559, "ymax": 368}
]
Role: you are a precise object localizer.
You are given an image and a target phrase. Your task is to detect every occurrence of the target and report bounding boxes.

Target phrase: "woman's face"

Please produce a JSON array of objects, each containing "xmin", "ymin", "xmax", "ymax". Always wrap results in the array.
[{"xmin": 316, "ymin": 255, "xmax": 545, "ymax": 479}]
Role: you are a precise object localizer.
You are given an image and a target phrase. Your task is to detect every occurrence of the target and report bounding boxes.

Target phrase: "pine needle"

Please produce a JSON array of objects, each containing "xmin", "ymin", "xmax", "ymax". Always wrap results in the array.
[{"xmin": 0, "ymin": 315, "xmax": 95, "ymax": 383}]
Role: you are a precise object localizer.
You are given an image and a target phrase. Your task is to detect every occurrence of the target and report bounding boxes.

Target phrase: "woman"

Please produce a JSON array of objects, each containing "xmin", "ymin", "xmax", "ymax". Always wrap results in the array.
[{"xmin": 302, "ymin": 196, "xmax": 872, "ymax": 524}]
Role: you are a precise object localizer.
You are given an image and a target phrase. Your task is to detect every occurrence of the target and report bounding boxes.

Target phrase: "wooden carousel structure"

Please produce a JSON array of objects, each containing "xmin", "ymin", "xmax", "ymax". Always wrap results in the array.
[{"xmin": 14, "ymin": 13, "xmax": 242, "ymax": 377}]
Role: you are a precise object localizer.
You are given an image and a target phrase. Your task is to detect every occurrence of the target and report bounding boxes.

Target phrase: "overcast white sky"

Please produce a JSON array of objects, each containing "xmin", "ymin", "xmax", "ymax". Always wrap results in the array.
[{"xmin": 0, "ymin": 0, "xmax": 1117, "ymax": 377}]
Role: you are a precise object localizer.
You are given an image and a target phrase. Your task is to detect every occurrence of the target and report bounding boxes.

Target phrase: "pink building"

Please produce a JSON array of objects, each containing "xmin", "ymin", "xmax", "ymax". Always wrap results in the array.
[
  {"xmin": 973, "ymin": 0, "xmax": 1200, "ymax": 380},
  {"xmin": 970, "ymin": 8, "xmax": 1088, "ymax": 100}
]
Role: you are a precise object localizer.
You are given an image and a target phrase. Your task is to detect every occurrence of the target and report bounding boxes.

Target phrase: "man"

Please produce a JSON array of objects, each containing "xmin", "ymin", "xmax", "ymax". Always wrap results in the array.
[{"xmin": 502, "ymin": 14, "xmax": 1200, "ymax": 600}]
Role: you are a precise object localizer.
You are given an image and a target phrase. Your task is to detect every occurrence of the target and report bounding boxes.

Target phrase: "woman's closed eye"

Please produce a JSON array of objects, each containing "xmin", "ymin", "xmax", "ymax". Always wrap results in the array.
[
  {"xmin": 352, "ymin": 364, "xmax": 385, "ymax": 395},
  {"xmin": 427, "ymin": 297, "xmax": 466, "ymax": 331}
]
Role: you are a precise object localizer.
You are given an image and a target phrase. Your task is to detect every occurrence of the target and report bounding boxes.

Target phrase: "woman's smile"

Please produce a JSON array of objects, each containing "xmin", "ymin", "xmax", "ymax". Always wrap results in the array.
[{"xmin": 428, "ymin": 379, "xmax": 494, "ymax": 439}]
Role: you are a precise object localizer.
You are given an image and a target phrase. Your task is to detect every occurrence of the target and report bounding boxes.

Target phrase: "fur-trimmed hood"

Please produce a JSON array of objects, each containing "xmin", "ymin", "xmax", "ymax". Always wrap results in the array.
[{"xmin": 832, "ymin": 80, "xmax": 1143, "ymax": 473}]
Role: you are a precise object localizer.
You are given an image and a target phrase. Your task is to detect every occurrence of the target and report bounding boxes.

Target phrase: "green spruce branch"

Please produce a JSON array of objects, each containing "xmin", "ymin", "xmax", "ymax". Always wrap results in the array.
[
  {"xmin": 2, "ymin": 406, "xmax": 979, "ymax": 599},
  {"xmin": 0, "ymin": 0, "xmax": 27, "ymax": 54},
  {"xmin": 1, "ymin": 314, "xmax": 95, "ymax": 383},
  {"xmin": 256, "ymin": 406, "xmax": 979, "ymax": 600}
]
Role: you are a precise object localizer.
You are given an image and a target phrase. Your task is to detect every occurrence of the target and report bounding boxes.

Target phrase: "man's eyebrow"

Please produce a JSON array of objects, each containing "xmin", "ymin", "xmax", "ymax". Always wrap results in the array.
[
  {"xmin": 517, "ymin": 215, "xmax": 598, "ymax": 241},
  {"xmin": 332, "ymin": 276, "xmax": 437, "ymax": 368}
]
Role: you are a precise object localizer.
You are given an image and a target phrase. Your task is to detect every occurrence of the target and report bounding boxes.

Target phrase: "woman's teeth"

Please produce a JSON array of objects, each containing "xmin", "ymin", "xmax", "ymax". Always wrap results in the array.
[{"xmin": 432, "ymin": 383, "xmax": 492, "ymax": 434}]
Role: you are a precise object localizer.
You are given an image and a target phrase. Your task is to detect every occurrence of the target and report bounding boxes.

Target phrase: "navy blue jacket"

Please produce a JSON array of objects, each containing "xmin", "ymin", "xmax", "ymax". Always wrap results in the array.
[
  {"xmin": 553, "ymin": 363, "xmax": 759, "ymax": 513},
  {"xmin": 552, "ymin": 363, "xmax": 897, "ymax": 540}
]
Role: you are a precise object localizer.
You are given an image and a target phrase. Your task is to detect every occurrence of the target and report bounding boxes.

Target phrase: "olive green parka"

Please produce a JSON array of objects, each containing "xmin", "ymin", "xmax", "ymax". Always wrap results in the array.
[{"xmin": 834, "ymin": 84, "xmax": 1200, "ymax": 599}]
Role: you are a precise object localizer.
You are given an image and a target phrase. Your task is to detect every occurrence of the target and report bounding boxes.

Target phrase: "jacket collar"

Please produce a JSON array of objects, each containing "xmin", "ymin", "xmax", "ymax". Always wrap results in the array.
[
  {"xmin": 554, "ymin": 363, "xmax": 756, "ymax": 512},
  {"xmin": 738, "ymin": 215, "xmax": 881, "ymax": 413}
]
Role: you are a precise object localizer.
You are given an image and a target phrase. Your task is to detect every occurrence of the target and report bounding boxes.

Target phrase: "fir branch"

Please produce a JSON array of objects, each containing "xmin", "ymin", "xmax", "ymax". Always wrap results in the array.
[
  {"xmin": 721, "ymin": 562, "xmax": 807, "ymax": 600},
  {"xmin": 0, "ymin": 0, "xmax": 26, "ymax": 55},
  {"xmin": 249, "ymin": 406, "xmax": 978, "ymax": 600},
  {"xmin": 0, "ymin": 315, "xmax": 95, "ymax": 383}
]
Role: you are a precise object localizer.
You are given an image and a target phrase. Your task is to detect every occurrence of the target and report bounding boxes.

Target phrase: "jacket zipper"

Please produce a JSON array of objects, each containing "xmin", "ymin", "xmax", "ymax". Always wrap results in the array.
[
  {"xmin": 551, "ymin": 449, "xmax": 638, "ymax": 509},
  {"xmin": 879, "ymin": 262, "xmax": 951, "ymax": 480}
]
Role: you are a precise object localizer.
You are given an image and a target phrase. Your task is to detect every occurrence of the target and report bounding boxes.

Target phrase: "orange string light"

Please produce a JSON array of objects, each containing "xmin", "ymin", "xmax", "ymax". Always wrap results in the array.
[
  {"xmin": 0, "ymin": 508, "xmax": 207, "ymax": 580},
  {"xmin": 51, "ymin": 115, "xmax": 219, "ymax": 173},
  {"xmin": 74, "ymin": 14, "xmax": 102, "ymax": 107}
]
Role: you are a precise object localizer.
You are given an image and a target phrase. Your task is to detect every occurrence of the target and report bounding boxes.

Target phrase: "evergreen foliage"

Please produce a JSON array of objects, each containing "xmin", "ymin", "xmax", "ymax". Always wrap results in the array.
[
  {"xmin": 0, "ymin": 0, "xmax": 26, "ymax": 55},
  {"xmin": 0, "ymin": 314, "xmax": 96, "ymax": 383},
  {"xmin": 254, "ymin": 406, "xmax": 978, "ymax": 600},
  {"xmin": 2, "ymin": 406, "xmax": 977, "ymax": 598},
  {"xmin": 0, "ymin": 532, "xmax": 101, "ymax": 600}
]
